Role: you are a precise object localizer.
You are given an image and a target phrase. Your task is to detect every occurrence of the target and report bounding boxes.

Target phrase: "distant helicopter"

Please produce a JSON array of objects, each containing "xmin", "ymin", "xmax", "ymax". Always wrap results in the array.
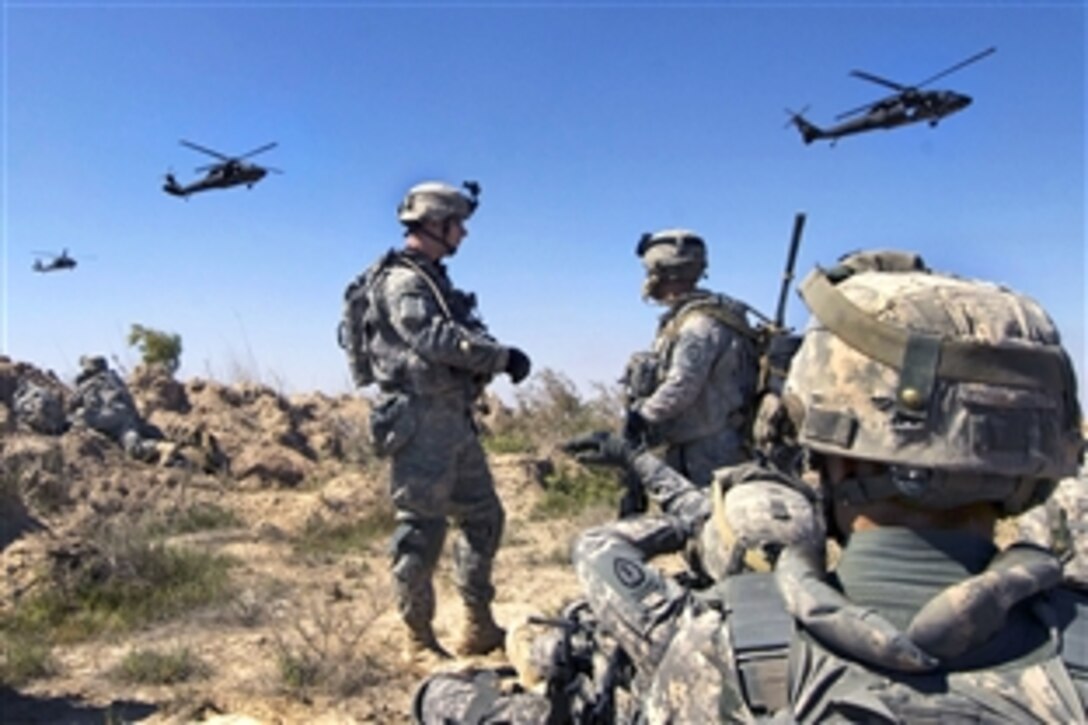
[
  {"xmin": 32, "ymin": 249, "xmax": 77, "ymax": 273},
  {"xmin": 788, "ymin": 46, "xmax": 996, "ymax": 145},
  {"xmin": 163, "ymin": 140, "xmax": 281, "ymax": 198}
]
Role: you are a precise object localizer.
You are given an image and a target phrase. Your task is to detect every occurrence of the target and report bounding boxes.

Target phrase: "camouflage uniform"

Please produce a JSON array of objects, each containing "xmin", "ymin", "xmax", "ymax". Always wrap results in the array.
[
  {"xmin": 67, "ymin": 356, "xmax": 161, "ymax": 459},
  {"xmin": 371, "ymin": 250, "xmax": 509, "ymax": 638},
  {"xmin": 13, "ymin": 379, "xmax": 67, "ymax": 434},
  {"xmin": 348, "ymin": 181, "xmax": 529, "ymax": 656},
  {"xmin": 412, "ymin": 671, "xmax": 552, "ymax": 725},
  {"xmin": 1016, "ymin": 463, "xmax": 1088, "ymax": 588},
  {"xmin": 572, "ymin": 267, "xmax": 1087, "ymax": 722},
  {"xmin": 629, "ymin": 230, "xmax": 760, "ymax": 487}
]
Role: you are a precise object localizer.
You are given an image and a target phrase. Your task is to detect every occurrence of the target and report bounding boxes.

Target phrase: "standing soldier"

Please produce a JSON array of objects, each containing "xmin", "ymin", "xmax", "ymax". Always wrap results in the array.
[
  {"xmin": 339, "ymin": 180, "xmax": 532, "ymax": 661},
  {"xmin": 622, "ymin": 229, "xmax": 760, "ymax": 486}
]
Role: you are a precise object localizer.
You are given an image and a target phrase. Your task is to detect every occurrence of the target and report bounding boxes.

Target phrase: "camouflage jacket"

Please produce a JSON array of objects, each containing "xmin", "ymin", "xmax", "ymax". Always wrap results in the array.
[
  {"xmin": 1016, "ymin": 465, "xmax": 1088, "ymax": 589},
  {"xmin": 575, "ymin": 503, "xmax": 1088, "ymax": 723},
  {"xmin": 635, "ymin": 290, "xmax": 759, "ymax": 444},
  {"xmin": 67, "ymin": 368, "xmax": 143, "ymax": 440},
  {"xmin": 364, "ymin": 249, "xmax": 509, "ymax": 402}
]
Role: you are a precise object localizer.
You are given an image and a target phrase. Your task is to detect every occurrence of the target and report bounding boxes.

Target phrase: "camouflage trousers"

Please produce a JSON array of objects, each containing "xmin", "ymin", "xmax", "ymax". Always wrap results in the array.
[
  {"xmin": 412, "ymin": 670, "xmax": 551, "ymax": 724},
  {"xmin": 664, "ymin": 427, "xmax": 747, "ymax": 488},
  {"xmin": 389, "ymin": 397, "xmax": 505, "ymax": 633}
]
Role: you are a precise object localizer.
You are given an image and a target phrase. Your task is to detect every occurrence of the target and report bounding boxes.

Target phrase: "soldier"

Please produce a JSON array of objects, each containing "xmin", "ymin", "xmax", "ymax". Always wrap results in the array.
[
  {"xmin": 67, "ymin": 355, "xmax": 163, "ymax": 460},
  {"xmin": 622, "ymin": 229, "xmax": 760, "ymax": 487},
  {"xmin": 411, "ymin": 451, "xmax": 820, "ymax": 724},
  {"xmin": 340, "ymin": 180, "xmax": 531, "ymax": 661},
  {"xmin": 570, "ymin": 264, "xmax": 1086, "ymax": 721}
]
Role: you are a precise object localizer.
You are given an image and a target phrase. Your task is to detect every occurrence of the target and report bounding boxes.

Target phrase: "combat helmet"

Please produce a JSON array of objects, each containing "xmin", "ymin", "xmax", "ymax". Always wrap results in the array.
[
  {"xmin": 699, "ymin": 465, "xmax": 825, "ymax": 579},
  {"xmin": 785, "ymin": 266, "xmax": 1082, "ymax": 514},
  {"xmin": 637, "ymin": 228, "xmax": 707, "ymax": 298},
  {"xmin": 397, "ymin": 180, "xmax": 480, "ymax": 225},
  {"xmin": 79, "ymin": 355, "xmax": 108, "ymax": 374}
]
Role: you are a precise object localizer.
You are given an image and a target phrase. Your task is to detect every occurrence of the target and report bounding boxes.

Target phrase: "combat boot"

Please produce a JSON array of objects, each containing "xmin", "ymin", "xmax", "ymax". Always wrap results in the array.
[
  {"xmin": 456, "ymin": 606, "xmax": 506, "ymax": 656},
  {"xmin": 403, "ymin": 622, "xmax": 452, "ymax": 665}
]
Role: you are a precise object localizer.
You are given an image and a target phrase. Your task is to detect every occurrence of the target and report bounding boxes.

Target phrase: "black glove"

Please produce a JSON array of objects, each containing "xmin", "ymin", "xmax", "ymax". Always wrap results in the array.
[
  {"xmin": 618, "ymin": 477, "xmax": 649, "ymax": 519},
  {"xmin": 505, "ymin": 347, "xmax": 532, "ymax": 384},
  {"xmin": 562, "ymin": 431, "xmax": 633, "ymax": 469},
  {"xmin": 622, "ymin": 409, "xmax": 650, "ymax": 448}
]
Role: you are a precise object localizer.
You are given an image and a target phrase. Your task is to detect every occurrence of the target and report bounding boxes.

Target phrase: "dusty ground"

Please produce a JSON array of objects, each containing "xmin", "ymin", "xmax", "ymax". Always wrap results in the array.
[{"xmin": 0, "ymin": 358, "xmax": 610, "ymax": 723}]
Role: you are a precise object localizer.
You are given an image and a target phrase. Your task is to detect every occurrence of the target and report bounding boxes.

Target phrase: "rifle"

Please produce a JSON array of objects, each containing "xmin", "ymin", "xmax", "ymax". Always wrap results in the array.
[
  {"xmin": 758, "ymin": 212, "xmax": 806, "ymax": 394},
  {"xmin": 527, "ymin": 611, "xmax": 631, "ymax": 725}
]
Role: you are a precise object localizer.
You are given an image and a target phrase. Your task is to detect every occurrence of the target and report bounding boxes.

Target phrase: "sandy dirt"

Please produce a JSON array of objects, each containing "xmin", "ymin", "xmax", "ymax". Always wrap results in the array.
[{"xmin": 0, "ymin": 360, "xmax": 611, "ymax": 723}]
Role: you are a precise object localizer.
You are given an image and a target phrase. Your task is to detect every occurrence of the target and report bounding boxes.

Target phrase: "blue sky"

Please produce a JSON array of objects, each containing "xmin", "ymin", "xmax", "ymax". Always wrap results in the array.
[{"xmin": 2, "ymin": 1, "xmax": 1084, "ymax": 408}]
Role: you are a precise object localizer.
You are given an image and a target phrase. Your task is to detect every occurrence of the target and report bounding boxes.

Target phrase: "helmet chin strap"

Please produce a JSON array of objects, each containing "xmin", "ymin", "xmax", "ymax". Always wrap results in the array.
[{"xmin": 415, "ymin": 219, "xmax": 458, "ymax": 257}]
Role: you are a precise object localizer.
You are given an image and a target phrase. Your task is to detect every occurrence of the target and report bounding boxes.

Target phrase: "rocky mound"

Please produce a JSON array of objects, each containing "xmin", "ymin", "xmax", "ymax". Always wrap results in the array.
[{"xmin": 0, "ymin": 356, "xmax": 597, "ymax": 723}]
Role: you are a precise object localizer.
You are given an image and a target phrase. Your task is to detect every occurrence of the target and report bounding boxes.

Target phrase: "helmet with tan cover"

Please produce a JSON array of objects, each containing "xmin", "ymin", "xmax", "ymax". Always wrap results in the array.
[
  {"xmin": 785, "ymin": 267, "xmax": 1082, "ymax": 514},
  {"xmin": 637, "ymin": 228, "xmax": 707, "ymax": 298},
  {"xmin": 698, "ymin": 463, "xmax": 825, "ymax": 580},
  {"xmin": 397, "ymin": 180, "xmax": 480, "ymax": 225}
]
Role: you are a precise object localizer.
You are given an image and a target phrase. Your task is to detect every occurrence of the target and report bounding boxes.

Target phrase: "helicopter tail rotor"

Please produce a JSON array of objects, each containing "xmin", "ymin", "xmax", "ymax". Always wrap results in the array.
[
  {"xmin": 784, "ymin": 107, "xmax": 822, "ymax": 144},
  {"xmin": 162, "ymin": 172, "xmax": 186, "ymax": 197},
  {"xmin": 783, "ymin": 105, "xmax": 811, "ymax": 128}
]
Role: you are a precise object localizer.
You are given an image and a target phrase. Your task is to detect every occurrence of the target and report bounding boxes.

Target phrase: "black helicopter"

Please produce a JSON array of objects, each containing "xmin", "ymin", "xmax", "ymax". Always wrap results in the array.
[
  {"xmin": 788, "ymin": 47, "xmax": 996, "ymax": 145},
  {"xmin": 32, "ymin": 249, "xmax": 77, "ymax": 273},
  {"xmin": 163, "ymin": 140, "xmax": 281, "ymax": 197}
]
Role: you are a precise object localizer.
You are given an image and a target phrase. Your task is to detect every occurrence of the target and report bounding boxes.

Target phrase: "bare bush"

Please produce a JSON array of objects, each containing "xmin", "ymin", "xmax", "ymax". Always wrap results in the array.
[
  {"xmin": 271, "ymin": 587, "xmax": 393, "ymax": 699},
  {"xmin": 484, "ymin": 368, "xmax": 622, "ymax": 455}
]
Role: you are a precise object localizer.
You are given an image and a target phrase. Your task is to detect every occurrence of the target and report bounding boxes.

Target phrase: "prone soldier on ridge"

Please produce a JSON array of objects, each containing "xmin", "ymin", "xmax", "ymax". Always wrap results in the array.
[
  {"xmin": 67, "ymin": 355, "xmax": 166, "ymax": 461},
  {"xmin": 339, "ymin": 180, "xmax": 532, "ymax": 662}
]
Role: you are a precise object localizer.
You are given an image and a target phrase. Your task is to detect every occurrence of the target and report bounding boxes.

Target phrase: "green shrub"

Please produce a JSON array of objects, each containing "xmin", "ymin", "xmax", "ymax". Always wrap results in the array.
[
  {"xmin": 486, "ymin": 368, "xmax": 622, "ymax": 456},
  {"xmin": 112, "ymin": 646, "xmax": 209, "ymax": 684},
  {"xmin": 530, "ymin": 467, "xmax": 622, "ymax": 520},
  {"xmin": 127, "ymin": 324, "xmax": 183, "ymax": 374},
  {"xmin": 148, "ymin": 502, "xmax": 241, "ymax": 537},
  {"xmin": 482, "ymin": 431, "xmax": 536, "ymax": 455},
  {"xmin": 0, "ymin": 532, "xmax": 233, "ymax": 644},
  {"xmin": 293, "ymin": 505, "xmax": 397, "ymax": 558},
  {"xmin": 0, "ymin": 633, "xmax": 56, "ymax": 686}
]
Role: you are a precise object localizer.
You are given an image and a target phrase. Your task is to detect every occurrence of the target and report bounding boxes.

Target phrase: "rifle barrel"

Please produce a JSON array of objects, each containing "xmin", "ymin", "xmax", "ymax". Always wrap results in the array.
[{"xmin": 774, "ymin": 212, "xmax": 806, "ymax": 329}]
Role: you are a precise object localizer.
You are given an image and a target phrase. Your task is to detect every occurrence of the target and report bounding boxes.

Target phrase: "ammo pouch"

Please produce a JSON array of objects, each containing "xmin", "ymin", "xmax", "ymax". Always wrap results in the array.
[
  {"xmin": 368, "ymin": 393, "xmax": 417, "ymax": 457},
  {"xmin": 623, "ymin": 351, "xmax": 659, "ymax": 402}
]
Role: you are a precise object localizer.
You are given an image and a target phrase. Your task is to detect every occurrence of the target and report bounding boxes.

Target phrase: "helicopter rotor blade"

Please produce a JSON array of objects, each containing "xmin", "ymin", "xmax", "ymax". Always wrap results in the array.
[
  {"xmin": 834, "ymin": 94, "xmax": 896, "ymax": 121},
  {"xmin": 849, "ymin": 69, "xmax": 906, "ymax": 91},
  {"xmin": 194, "ymin": 163, "xmax": 227, "ymax": 172},
  {"xmin": 180, "ymin": 139, "xmax": 232, "ymax": 161},
  {"xmin": 238, "ymin": 142, "xmax": 278, "ymax": 160},
  {"xmin": 916, "ymin": 46, "xmax": 996, "ymax": 88}
]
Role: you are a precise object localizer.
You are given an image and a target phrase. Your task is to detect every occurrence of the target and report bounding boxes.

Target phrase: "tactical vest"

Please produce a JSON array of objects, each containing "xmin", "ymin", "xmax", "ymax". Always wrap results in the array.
[
  {"xmin": 720, "ymin": 572, "xmax": 1088, "ymax": 722},
  {"xmin": 338, "ymin": 250, "xmax": 455, "ymax": 388},
  {"xmin": 658, "ymin": 294, "xmax": 759, "ymax": 347}
]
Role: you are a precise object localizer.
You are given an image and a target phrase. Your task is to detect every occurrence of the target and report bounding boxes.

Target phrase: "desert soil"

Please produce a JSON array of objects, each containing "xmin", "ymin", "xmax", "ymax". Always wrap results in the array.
[{"xmin": 0, "ymin": 359, "xmax": 608, "ymax": 724}]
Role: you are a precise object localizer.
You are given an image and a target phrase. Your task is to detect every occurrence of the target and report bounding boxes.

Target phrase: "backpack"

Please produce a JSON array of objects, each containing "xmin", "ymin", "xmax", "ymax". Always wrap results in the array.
[
  {"xmin": 338, "ymin": 250, "xmax": 399, "ymax": 388},
  {"xmin": 721, "ymin": 572, "xmax": 1088, "ymax": 721},
  {"xmin": 338, "ymin": 250, "xmax": 459, "ymax": 389}
]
